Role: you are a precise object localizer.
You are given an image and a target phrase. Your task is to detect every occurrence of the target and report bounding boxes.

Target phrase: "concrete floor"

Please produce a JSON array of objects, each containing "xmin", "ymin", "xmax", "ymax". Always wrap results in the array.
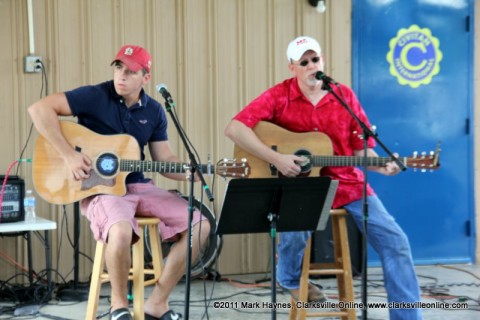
[{"xmin": 1, "ymin": 264, "xmax": 479, "ymax": 320}]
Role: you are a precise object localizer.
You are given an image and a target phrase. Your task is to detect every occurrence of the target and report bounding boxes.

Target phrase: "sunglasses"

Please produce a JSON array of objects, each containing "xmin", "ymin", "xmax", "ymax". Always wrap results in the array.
[{"xmin": 297, "ymin": 56, "xmax": 320, "ymax": 67}]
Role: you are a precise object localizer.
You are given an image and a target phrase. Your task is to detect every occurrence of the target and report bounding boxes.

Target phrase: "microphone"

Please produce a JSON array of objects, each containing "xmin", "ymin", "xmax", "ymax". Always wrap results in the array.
[
  {"xmin": 156, "ymin": 83, "xmax": 175, "ymax": 106},
  {"xmin": 315, "ymin": 71, "xmax": 338, "ymax": 85}
]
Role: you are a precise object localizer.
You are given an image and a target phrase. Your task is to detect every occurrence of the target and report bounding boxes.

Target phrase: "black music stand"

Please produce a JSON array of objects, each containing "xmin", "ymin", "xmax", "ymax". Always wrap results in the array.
[{"xmin": 217, "ymin": 177, "xmax": 337, "ymax": 320}]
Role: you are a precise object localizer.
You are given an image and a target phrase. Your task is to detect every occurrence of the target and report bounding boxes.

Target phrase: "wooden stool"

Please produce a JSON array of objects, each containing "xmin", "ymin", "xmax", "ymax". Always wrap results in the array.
[
  {"xmin": 289, "ymin": 209, "xmax": 356, "ymax": 320},
  {"xmin": 86, "ymin": 217, "xmax": 163, "ymax": 320}
]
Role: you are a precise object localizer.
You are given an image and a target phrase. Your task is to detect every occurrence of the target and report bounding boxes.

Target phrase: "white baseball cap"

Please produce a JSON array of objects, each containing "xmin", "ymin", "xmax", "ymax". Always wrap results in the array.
[{"xmin": 286, "ymin": 36, "xmax": 322, "ymax": 62}]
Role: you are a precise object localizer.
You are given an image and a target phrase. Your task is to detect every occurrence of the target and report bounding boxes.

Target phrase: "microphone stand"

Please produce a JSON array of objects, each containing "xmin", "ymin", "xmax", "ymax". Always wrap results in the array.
[
  {"xmin": 162, "ymin": 98, "xmax": 214, "ymax": 320},
  {"xmin": 321, "ymin": 80, "xmax": 406, "ymax": 320}
]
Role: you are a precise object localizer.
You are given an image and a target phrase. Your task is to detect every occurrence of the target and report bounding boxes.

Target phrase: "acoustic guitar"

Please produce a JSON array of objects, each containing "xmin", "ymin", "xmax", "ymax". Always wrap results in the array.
[
  {"xmin": 33, "ymin": 121, "xmax": 250, "ymax": 205},
  {"xmin": 233, "ymin": 121, "xmax": 440, "ymax": 178}
]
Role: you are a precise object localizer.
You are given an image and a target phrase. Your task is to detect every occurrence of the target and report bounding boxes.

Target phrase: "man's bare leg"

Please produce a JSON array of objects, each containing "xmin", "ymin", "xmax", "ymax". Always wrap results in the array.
[
  {"xmin": 144, "ymin": 221, "xmax": 211, "ymax": 317},
  {"xmin": 105, "ymin": 221, "xmax": 133, "ymax": 312}
]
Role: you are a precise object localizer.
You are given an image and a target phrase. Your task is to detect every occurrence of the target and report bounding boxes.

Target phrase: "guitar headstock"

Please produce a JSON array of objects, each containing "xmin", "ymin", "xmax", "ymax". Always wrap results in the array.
[
  {"xmin": 215, "ymin": 158, "xmax": 251, "ymax": 178},
  {"xmin": 406, "ymin": 142, "xmax": 441, "ymax": 172}
]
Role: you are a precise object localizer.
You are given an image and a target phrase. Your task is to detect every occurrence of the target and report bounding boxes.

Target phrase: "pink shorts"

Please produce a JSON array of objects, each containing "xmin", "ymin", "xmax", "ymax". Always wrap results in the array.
[{"xmin": 80, "ymin": 182, "xmax": 203, "ymax": 243}]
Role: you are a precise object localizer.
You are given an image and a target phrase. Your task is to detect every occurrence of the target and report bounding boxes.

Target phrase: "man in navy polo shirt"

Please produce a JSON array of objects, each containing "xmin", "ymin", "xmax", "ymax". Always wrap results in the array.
[{"xmin": 29, "ymin": 45, "xmax": 208, "ymax": 320}]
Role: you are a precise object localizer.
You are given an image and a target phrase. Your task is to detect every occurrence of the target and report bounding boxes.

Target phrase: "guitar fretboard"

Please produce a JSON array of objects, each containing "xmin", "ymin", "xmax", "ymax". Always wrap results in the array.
[
  {"xmin": 311, "ymin": 156, "xmax": 406, "ymax": 167},
  {"xmin": 119, "ymin": 160, "xmax": 213, "ymax": 174}
]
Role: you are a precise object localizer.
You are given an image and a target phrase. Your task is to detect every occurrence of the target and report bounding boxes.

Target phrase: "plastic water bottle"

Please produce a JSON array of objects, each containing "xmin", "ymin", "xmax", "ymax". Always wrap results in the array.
[{"xmin": 24, "ymin": 189, "xmax": 36, "ymax": 223}]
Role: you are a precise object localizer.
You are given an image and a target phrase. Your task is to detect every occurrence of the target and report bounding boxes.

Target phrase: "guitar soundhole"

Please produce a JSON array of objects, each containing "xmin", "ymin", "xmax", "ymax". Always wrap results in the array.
[
  {"xmin": 96, "ymin": 152, "xmax": 119, "ymax": 177},
  {"xmin": 295, "ymin": 149, "xmax": 313, "ymax": 175}
]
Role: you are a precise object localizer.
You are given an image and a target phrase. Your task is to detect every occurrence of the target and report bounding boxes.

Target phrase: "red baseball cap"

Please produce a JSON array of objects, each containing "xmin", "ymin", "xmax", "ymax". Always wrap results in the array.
[{"xmin": 111, "ymin": 45, "xmax": 152, "ymax": 73}]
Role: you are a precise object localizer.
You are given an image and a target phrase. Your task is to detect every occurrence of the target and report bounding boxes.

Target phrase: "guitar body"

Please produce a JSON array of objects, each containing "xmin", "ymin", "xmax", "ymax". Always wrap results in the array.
[
  {"xmin": 33, "ymin": 121, "xmax": 140, "ymax": 204},
  {"xmin": 233, "ymin": 121, "xmax": 333, "ymax": 178}
]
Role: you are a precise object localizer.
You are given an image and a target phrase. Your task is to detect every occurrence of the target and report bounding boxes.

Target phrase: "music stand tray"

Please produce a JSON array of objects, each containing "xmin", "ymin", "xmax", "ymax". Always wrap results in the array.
[{"xmin": 217, "ymin": 176, "xmax": 337, "ymax": 320}]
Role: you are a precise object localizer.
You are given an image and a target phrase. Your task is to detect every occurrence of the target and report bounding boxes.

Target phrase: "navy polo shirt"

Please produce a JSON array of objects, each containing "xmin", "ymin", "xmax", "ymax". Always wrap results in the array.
[{"xmin": 65, "ymin": 80, "xmax": 168, "ymax": 184}]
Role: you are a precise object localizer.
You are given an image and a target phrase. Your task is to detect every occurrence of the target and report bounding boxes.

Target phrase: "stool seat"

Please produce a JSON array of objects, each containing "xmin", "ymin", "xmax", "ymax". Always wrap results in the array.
[
  {"xmin": 86, "ymin": 217, "xmax": 163, "ymax": 320},
  {"xmin": 289, "ymin": 209, "xmax": 356, "ymax": 320}
]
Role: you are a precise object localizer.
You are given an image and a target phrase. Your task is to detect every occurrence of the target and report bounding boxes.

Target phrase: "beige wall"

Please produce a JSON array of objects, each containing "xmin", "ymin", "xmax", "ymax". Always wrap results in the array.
[{"xmin": 0, "ymin": 0, "xmax": 477, "ymax": 283}]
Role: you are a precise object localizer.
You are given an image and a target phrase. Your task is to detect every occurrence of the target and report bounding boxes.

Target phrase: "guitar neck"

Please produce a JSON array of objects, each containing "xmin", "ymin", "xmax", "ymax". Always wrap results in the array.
[
  {"xmin": 312, "ymin": 155, "xmax": 405, "ymax": 167},
  {"xmin": 120, "ymin": 160, "xmax": 214, "ymax": 174}
]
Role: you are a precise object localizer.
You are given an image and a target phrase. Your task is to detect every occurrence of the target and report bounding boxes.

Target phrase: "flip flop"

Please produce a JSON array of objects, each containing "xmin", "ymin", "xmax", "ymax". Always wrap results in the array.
[
  {"xmin": 110, "ymin": 308, "xmax": 132, "ymax": 320},
  {"xmin": 144, "ymin": 310, "xmax": 182, "ymax": 320}
]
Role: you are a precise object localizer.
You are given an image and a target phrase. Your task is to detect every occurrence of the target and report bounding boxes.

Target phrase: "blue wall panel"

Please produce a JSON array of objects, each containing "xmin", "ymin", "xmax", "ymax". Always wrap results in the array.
[{"xmin": 352, "ymin": 0, "xmax": 475, "ymax": 265}]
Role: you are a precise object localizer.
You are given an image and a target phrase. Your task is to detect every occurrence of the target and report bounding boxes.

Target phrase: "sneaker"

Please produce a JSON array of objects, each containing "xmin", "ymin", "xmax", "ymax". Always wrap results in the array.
[
  {"xmin": 110, "ymin": 308, "xmax": 133, "ymax": 320},
  {"xmin": 287, "ymin": 283, "xmax": 327, "ymax": 303}
]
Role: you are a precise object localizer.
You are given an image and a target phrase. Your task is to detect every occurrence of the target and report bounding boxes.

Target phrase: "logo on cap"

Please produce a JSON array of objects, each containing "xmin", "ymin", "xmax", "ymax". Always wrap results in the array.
[
  {"xmin": 296, "ymin": 38, "xmax": 308, "ymax": 45},
  {"xmin": 124, "ymin": 47, "xmax": 134, "ymax": 56}
]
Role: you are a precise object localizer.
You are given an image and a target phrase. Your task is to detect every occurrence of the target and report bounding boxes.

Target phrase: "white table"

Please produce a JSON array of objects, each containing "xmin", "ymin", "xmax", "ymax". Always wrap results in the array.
[
  {"xmin": 0, "ymin": 217, "xmax": 56, "ymax": 232},
  {"xmin": 0, "ymin": 217, "xmax": 57, "ymax": 299}
]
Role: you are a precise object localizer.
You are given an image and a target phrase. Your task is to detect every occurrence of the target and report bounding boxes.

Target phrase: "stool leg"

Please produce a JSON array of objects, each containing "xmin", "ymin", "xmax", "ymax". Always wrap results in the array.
[
  {"xmin": 288, "ymin": 238, "xmax": 312, "ymax": 320},
  {"xmin": 298, "ymin": 238, "xmax": 312, "ymax": 320},
  {"xmin": 289, "ymin": 297, "xmax": 297, "ymax": 320},
  {"xmin": 148, "ymin": 223, "xmax": 163, "ymax": 282},
  {"xmin": 132, "ymin": 226, "xmax": 145, "ymax": 320},
  {"xmin": 86, "ymin": 242, "xmax": 106, "ymax": 320},
  {"xmin": 332, "ymin": 214, "xmax": 356, "ymax": 320}
]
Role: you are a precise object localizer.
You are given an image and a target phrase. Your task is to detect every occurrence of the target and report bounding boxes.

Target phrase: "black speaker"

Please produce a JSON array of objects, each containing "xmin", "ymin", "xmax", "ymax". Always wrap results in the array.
[
  {"xmin": 0, "ymin": 175, "xmax": 25, "ymax": 223},
  {"xmin": 310, "ymin": 212, "xmax": 362, "ymax": 277}
]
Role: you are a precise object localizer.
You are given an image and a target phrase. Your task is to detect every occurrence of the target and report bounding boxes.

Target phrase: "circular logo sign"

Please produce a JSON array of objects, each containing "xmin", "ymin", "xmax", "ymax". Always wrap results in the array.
[{"xmin": 386, "ymin": 25, "xmax": 442, "ymax": 88}]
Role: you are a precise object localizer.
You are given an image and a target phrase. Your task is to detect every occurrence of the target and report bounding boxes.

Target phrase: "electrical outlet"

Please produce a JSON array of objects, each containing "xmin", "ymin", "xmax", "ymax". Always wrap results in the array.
[{"xmin": 24, "ymin": 56, "xmax": 42, "ymax": 73}]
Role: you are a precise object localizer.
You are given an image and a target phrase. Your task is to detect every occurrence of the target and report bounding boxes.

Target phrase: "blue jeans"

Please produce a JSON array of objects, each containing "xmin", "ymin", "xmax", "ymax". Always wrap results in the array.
[{"xmin": 276, "ymin": 195, "xmax": 422, "ymax": 320}]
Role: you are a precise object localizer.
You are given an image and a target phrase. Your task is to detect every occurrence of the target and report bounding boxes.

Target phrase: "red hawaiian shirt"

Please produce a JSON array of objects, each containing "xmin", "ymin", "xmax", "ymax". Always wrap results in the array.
[{"xmin": 233, "ymin": 77, "xmax": 376, "ymax": 208}]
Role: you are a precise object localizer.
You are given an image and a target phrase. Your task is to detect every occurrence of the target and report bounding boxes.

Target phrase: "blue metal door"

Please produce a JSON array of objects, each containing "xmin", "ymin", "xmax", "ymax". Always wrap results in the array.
[{"xmin": 352, "ymin": 0, "xmax": 475, "ymax": 264}]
